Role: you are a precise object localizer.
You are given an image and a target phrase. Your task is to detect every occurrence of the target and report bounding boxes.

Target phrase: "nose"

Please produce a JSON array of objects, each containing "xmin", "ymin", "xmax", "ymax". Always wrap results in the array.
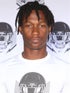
[
  {"xmin": 57, "ymin": 36, "xmax": 62, "ymax": 40},
  {"xmin": 0, "ymin": 36, "xmax": 5, "ymax": 41},
  {"xmin": 32, "ymin": 26, "xmax": 39, "ymax": 35}
]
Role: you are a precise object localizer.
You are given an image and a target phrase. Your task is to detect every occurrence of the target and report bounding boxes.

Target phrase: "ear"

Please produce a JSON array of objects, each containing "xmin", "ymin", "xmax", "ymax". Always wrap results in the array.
[
  {"xmin": 48, "ymin": 26, "xmax": 52, "ymax": 33},
  {"xmin": 18, "ymin": 26, "xmax": 23, "ymax": 34}
]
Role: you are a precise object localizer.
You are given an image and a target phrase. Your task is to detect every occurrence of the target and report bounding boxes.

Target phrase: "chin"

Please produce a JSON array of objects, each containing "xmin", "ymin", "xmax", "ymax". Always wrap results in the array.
[{"xmin": 30, "ymin": 45, "xmax": 45, "ymax": 50}]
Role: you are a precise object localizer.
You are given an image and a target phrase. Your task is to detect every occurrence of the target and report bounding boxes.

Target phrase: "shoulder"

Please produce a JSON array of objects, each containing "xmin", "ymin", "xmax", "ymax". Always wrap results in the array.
[
  {"xmin": 0, "ymin": 53, "xmax": 23, "ymax": 67},
  {"xmin": 47, "ymin": 53, "xmax": 67, "ymax": 64}
]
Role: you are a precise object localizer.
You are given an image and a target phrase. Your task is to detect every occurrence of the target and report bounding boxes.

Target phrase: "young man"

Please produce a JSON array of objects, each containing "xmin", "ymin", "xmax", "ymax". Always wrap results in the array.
[
  {"xmin": 0, "ymin": 1, "xmax": 70, "ymax": 93},
  {"xmin": 15, "ymin": 0, "xmax": 54, "ymax": 60}
]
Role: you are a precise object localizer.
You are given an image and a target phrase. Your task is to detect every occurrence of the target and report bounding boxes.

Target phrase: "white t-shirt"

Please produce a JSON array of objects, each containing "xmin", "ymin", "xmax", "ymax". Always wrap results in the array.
[
  {"xmin": 0, "ymin": 53, "xmax": 70, "ymax": 93},
  {"xmin": 47, "ymin": 43, "xmax": 70, "ymax": 64}
]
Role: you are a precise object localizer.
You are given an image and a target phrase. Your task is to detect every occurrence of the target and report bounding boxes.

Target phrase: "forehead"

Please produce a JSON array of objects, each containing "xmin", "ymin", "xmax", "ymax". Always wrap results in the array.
[{"xmin": 26, "ymin": 10, "xmax": 46, "ymax": 21}]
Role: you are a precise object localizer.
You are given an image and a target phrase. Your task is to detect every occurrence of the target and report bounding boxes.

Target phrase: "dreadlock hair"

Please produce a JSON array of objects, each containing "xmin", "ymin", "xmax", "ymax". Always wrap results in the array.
[{"xmin": 15, "ymin": 1, "xmax": 54, "ymax": 34}]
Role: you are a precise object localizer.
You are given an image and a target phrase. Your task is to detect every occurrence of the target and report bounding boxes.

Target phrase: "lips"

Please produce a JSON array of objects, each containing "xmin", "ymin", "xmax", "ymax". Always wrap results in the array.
[{"xmin": 31, "ymin": 38, "xmax": 41, "ymax": 43}]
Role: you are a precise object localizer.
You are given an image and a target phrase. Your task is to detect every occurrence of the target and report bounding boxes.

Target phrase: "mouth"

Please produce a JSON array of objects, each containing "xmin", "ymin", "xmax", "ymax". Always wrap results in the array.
[{"xmin": 31, "ymin": 38, "xmax": 41, "ymax": 43}]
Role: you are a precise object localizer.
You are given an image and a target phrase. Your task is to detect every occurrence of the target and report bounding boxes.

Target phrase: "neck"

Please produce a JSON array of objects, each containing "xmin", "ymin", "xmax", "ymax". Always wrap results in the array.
[{"xmin": 22, "ymin": 47, "xmax": 47, "ymax": 60}]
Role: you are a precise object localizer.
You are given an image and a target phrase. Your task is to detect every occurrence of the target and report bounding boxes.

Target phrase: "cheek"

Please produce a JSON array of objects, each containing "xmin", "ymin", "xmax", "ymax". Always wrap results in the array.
[
  {"xmin": 41, "ymin": 31, "xmax": 49, "ymax": 42},
  {"xmin": 23, "ymin": 32, "xmax": 32, "ymax": 41},
  {"xmin": 22, "ymin": 28, "xmax": 32, "ymax": 38},
  {"xmin": 40, "ymin": 30, "xmax": 49, "ymax": 38}
]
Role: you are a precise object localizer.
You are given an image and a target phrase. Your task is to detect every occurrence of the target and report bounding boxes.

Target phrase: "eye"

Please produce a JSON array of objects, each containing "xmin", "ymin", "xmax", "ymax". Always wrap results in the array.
[
  {"xmin": 24, "ymin": 23, "xmax": 33, "ymax": 28},
  {"xmin": 39, "ymin": 23, "xmax": 46, "ymax": 28}
]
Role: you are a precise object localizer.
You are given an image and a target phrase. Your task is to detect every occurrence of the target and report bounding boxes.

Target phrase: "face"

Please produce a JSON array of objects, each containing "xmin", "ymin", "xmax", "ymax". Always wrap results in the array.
[
  {"xmin": 52, "ymin": 31, "xmax": 67, "ymax": 41},
  {"xmin": 0, "ymin": 32, "xmax": 9, "ymax": 49},
  {"xmin": 52, "ymin": 31, "xmax": 67, "ymax": 48},
  {"xmin": 19, "ymin": 10, "xmax": 51, "ymax": 50}
]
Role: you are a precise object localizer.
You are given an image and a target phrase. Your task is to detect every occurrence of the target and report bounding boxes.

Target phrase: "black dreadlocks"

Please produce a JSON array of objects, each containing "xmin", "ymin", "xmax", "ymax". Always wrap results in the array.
[{"xmin": 15, "ymin": 1, "xmax": 54, "ymax": 33}]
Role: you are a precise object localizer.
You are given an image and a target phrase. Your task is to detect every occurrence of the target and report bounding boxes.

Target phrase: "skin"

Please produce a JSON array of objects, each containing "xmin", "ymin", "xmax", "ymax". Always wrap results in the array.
[{"xmin": 19, "ymin": 10, "xmax": 51, "ymax": 59}]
